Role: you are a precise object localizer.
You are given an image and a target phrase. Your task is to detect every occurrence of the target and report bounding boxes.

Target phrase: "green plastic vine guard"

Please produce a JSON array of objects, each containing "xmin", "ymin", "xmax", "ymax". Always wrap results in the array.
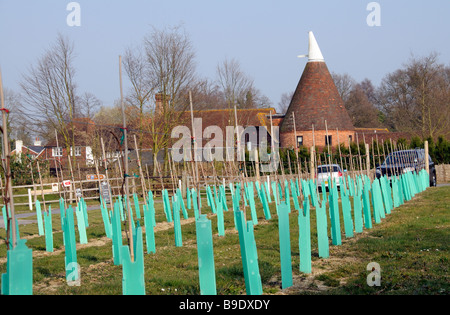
[
  {"xmin": 328, "ymin": 181, "xmax": 342, "ymax": 246},
  {"xmin": 44, "ymin": 205, "xmax": 53, "ymax": 252},
  {"xmin": 63, "ymin": 205, "xmax": 78, "ymax": 284},
  {"xmin": 111, "ymin": 201, "xmax": 123, "ymax": 265},
  {"xmin": 121, "ymin": 225, "xmax": 145, "ymax": 295},
  {"xmin": 277, "ymin": 201, "xmax": 293, "ymax": 288},
  {"xmin": 298, "ymin": 198, "xmax": 312, "ymax": 274},
  {"xmin": 315, "ymin": 199, "xmax": 329, "ymax": 258},
  {"xmin": 1, "ymin": 239, "xmax": 33, "ymax": 295},
  {"xmin": 35, "ymin": 199, "xmax": 44, "ymax": 236},
  {"xmin": 75, "ymin": 202, "xmax": 88, "ymax": 244},
  {"xmin": 195, "ymin": 214, "xmax": 217, "ymax": 295},
  {"xmin": 235, "ymin": 210, "xmax": 263, "ymax": 295},
  {"xmin": 144, "ymin": 191, "xmax": 156, "ymax": 254},
  {"xmin": 172, "ymin": 195, "xmax": 183, "ymax": 247}
]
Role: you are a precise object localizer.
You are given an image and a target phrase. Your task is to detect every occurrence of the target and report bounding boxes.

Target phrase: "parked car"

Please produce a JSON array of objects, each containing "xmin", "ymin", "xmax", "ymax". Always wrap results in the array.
[
  {"xmin": 316, "ymin": 164, "xmax": 344, "ymax": 192},
  {"xmin": 375, "ymin": 149, "xmax": 437, "ymax": 187}
]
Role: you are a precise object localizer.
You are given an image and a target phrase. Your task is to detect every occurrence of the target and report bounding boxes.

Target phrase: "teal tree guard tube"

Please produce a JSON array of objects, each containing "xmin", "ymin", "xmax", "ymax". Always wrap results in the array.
[
  {"xmin": 321, "ymin": 180, "xmax": 327, "ymax": 204},
  {"xmin": 144, "ymin": 191, "xmax": 156, "ymax": 254},
  {"xmin": 133, "ymin": 193, "xmax": 141, "ymax": 219},
  {"xmin": 195, "ymin": 215, "xmax": 217, "ymax": 295},
  {"xmin": 221, "ymin": 185, "xmax": 228, "ymax": 211},
  {"xmin": 59, "ymin": 198, "xmax": 66, "ymax": 246},
  {"xmin": 1, "ymin": 205, "xmax": 8, "ymax": 234},
  {"xmin": 187, "ymin": 187, "xmax": 191, "ymax": 209},
  {"xmin": 206, "ymin": 186, "xmax": 216, "ymax": 214},
  {"xmin": 111, "ymin": 201, "xmax": 123, "ymax": 265},
  {"xmin": 353, "ymin": 190, "xmax": 364, "ymax": 234},
  {"xmin": 80, "ymin": 198, "xmax": 89, "ymax": 227},
  {"xmin": 35, "ymin": 199, "xmax": 44, "ymax": 236},
  {"xmin": 328, "ymin": 182, "xmax": 341, "ymax": 246},
  {"xmin": 75, "ymin": 202, "xmax": 88, "ymax": 244},
  {"xmin": 162, "ymin": 189, "xmax": 173, "ymax": 222},
  {"xmin": 172, "ymin": 195, "xmax": 183, "ymax": 247},
  {"xmin": 362, "ymin": 178, "xmax": 373, "ymax": 229},
  {"xmin": 308, "ymin": 179, "xmax": 318, "ymax": 208},
  {"xmin": 315, "ymin": 200, "xmax": 329, "ymax": 258},
  {"xmin": 121, "ymin": 225, "xmax": 145, "ymax": 295},
  {"xmin": 245, "ymin": 182, "xmax": 258, "ymax": 225},
  {"xmin": 44, "ymin": 205, "xmax": 53, "ymax": 252},
  {"xmin": 264, "ymin": 181, "xmax": 272, "ymax": 203},
  {"xmin": 301, "ymin": 179, "xmax": 310, "ymax": 200},
  {"xmin": 177, "ymin": 188, "xmax": 189, "ymax": 219},
  {"xmin": 284, "ymin": 180, "xmax": 291, "ymax": 213},
  {"xmin": 371, "ymin": 179, "xmax": 383, "ymax": 224},
  {"xmin": 290, "ymin": 180, "xmax": 300, "ymax": 211},
  {"xmin": 216, "ymin": 196, "xmax": 225, "ymax": 237},
  {"xmin": 347, "ymin": 176, "xmax": 354, "ymax": 196},
  {"xmin": 235, "ymin": 208, "xmax": 263, "ymax": 295},
  {"xmin": 381, "ymin": 176, "xmax": 392, "ymax": 214},
  {"xmin": 271, "ymin": 181, "xmax": 279, "ymax": 215},
  {"xmin": 277, "ymin": 202, "xmax": 293, "ymax": 288},
  {"xmin": 339, "ymin": 179, "xmax": 354, "ymax": 238},
  {"xmin": 192, "ymin": 188, "xmax": 199, "ymax": 220},
  {"xmin": 298, "ymin": 197, "xmax": 312, "ymax": 273},
  {"xmin": 257, "ymin": 183, "xmax": 271, "ymax": 220},
  {"xmin": 143, "ymin": 204, "xmax": 156, "ymax": 254},
  {"xmin": 1, "ymin": 239, "xmax": 33, "ymax": 295},
  {"xmin": 392, "ymin": 176, "xmax": 400, "ymax": 208},
  {"xmin": 118, "ymin": 195, "xmax": 125, "ymax": 221},
  {"xmin": 100, "ymin": 197, "xmax": 112, "ymax": 239},
  {"xmin": 63, "ymin": 205, "xmax": 79, "ymax": 284}
]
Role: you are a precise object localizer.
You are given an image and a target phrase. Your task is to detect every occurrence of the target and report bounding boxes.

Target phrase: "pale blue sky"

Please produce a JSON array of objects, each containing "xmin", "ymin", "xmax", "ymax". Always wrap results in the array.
[{"xmin": 1, "ymin": 0, "xmax": 449, "ymax": 111}]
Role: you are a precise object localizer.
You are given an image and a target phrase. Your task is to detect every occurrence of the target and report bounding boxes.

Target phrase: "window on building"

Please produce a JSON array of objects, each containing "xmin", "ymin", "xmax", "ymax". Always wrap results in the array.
[
  {"xmin": 71, "ymin": 146, "xmax": 82, "ymax": 156},
  {"xmin": 349, "ymin": 135, "xmax": 353, "ymax": 143},
  {"xmin": 325, "ymin": 135, "xmax": 332, "ymax": 146},
  {"xmin": 297, "ymin": 136, "xmax": 303, "ymax": 147},
  {"xmin": 52, "ymin": 147, "xmax": 63, "ymax": 157}
]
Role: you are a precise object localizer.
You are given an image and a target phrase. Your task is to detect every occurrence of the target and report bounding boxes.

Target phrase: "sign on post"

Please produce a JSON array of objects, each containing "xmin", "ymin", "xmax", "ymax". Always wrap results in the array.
[
  {"xmin": 100, "ymin": 181, "xmax": 111, "ymax": 204},
  {"xmin": 86, "ymin": 174, "xmax": 105, "ymax": 181},
  {"xmin": 62, "ymin": 180, "xmax": 71, "ymax": 187}
]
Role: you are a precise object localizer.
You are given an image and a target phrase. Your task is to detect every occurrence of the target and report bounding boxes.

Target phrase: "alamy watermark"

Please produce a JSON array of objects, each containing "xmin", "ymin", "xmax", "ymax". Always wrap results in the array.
[
  {"xmin": 366, "ymin": 2, "xmax": 381, "ymax": 27},
  {"xmin": 171, "ymin": 119, "xmax": 280, "ymax": 173},
  {"xmin": 366, "ymin": 262, "xmax": 381, "ymax": 287},
  {"xmin": 66, "ymin": 2, "xmax": 81, "ymax": 27}
]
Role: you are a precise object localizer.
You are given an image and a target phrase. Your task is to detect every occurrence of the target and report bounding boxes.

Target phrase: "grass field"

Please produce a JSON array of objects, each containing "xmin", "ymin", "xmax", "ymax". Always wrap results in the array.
[{"xmin": 0, "ymin": 185, "xmax": 448, "ymax": 295}]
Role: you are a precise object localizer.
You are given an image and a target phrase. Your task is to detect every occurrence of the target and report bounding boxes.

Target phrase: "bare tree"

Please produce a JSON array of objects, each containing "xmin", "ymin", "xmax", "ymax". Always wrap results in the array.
[
  {"xmin": 122, "ymin": 46, "xmax": 155, "ymax": 146},
  {"xmin": 78, "ymin": 92, "xmax": 102, "ymax": 120},
  {"xmin": 123, "ymin": 25, "xmax": 196, "ymax": 173},
  {"xmin": 345, "ymin": 84, "xmax": 381, "ymax": 128},
  {"xmin": 144, "ymin": 25, "xmax": 196, "ymax": 111},
  {"xmin": 0, "ymin": 88, "xmax": 32, "ymax": 145},
  {"xmin": 378, "ymin": 53, "xmax": 450, "ymax": 139},
  {"xmin": 278, "ymin": 91, "xmax": 294, "ymax": 114},
  {"xmin": 332, "ymin": 72, "xmax": 356, "ymax": 104},
  {"xmin": 216, "ymin": 58, "xmax": 254, "ymax": 111},
  {"xmin": 20, "ymin": 33, "xmax": 78, "ymax": 158}
]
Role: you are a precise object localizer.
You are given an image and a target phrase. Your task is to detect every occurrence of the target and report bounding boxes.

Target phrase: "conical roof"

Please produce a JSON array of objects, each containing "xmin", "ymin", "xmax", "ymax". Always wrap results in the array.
[{"xmin": 280, "ymin": 32, "xmax": 354, "ymax": 133}]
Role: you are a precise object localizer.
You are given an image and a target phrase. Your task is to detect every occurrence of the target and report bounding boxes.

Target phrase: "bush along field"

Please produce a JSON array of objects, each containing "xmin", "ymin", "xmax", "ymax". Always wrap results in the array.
[{"xmin": 1, "ymin": 169, "xmax": 448, "ymax": 295}]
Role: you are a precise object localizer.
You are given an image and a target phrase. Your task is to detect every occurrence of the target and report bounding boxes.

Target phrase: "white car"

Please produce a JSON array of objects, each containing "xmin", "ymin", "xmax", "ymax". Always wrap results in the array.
[{"xmin": 316, "ymin": 164, "xmax": 344, "ymax": 192}]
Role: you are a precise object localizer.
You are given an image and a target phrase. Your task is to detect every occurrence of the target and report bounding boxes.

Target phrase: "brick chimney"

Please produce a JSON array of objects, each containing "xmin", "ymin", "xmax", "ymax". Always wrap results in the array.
[
  {"xmin": 34, "ymin": 137, "xmax": 42, "ymax": 146},
  {"xmin": 155, "ymin": 93, "xmax": 171, "ymax": 114}
]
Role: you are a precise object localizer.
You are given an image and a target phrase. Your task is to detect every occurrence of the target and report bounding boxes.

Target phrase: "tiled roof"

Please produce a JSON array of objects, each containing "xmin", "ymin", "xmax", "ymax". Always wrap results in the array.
[{"xmin": 280, "ymin": 61, "xmax": 355, "ymax": 133}]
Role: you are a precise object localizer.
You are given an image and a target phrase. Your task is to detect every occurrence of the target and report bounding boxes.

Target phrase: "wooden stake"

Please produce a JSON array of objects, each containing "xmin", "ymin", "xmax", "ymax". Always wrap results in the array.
[
  {"xmin": 100, "ymin": 137, "xmax": 114, "ymax": 210},
  {"xmin": 134, "ymin": 134, "xmax": 147, "ymax": 204},
  {"xmin": 0, "ymin": 68, "xmax": 17, "ymax": 248},
  {"xmin": 36, "ymin": 161, "xmax": 47, "ymax": 213},
  {"xmin": 189, "ymin": 91, "xmax": 201, "ymax": 213},
  {"xmin": 119, "ymin": 55, "xmax": 134, "ymax": 262}
]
